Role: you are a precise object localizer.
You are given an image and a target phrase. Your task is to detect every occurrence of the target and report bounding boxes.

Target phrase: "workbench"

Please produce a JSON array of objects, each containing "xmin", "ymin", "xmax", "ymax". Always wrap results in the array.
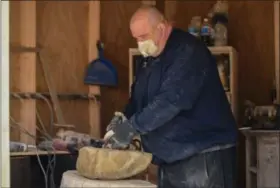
[{"xmin": 10, "ymin": 151, "xmax": 77, "ymax": 188}]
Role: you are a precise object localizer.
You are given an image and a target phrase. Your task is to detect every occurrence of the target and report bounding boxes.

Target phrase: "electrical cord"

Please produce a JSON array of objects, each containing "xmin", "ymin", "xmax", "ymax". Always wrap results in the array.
[
  {"xmin": 10, "ymin": 118, "xmax": 49, "ymax": 188},
  {"xmin": 35, "ymin": 93, "xmax": 56, "ymax": 188},
  {"xmin": 10, "ymin": 117, "xmax": 57, "ymax": 188},
  {"xmin": 12, "ymin": 93, "xmax": 52, "ymax": 140},
  {"xmin": 11, "ymin": 93, "xmax": 56, "ymax": 188},
  {"xmin": 35, "ymin": 93, "xmax": 55, "ymax": 136}
]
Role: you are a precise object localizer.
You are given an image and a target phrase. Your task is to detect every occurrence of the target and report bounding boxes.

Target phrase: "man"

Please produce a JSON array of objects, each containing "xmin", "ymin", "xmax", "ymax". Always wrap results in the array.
[{"xmin": 105, "ymin": 6, "xmax": 237, "ymax": 188}]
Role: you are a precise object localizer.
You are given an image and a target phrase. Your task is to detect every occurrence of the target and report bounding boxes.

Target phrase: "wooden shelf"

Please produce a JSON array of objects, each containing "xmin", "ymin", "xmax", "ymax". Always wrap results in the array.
[
  {"xmin": 129, "ymin": 46, "xmax": 237, "ymax": 56},
  {"xmin": 10, "ymin": 150, "xmax": 69, "ymax": 157},
  {"xmin": 208, "ymin": 46, "xmax": 237, "ymax": 55}
]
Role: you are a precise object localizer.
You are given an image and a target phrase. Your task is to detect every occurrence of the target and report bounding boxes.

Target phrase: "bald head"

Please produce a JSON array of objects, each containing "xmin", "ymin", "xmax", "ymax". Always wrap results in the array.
[
  {"xmin": 130, "ymin": 6, "xmax": 165, "ymax": 28},
  {"xmin": 130, "ymin": 6, "xmax": 166, "ymax": 40},
  {"xmin": 130, "ymin": 6, "xmax": 171, "ymax": 57}
]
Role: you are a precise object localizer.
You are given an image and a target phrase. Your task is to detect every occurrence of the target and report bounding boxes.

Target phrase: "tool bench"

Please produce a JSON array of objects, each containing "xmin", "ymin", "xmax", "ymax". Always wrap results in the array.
[
  {"xmin": 10, "ymin": 151, "xmax": 157, "ymax": 188},
  {"xmin": 10, "ymin": 151, "xmax": 77, "ymax": 188}
]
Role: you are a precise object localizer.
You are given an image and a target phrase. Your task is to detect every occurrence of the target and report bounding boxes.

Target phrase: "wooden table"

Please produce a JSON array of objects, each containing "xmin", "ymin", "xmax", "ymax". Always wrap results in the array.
[
  {"xmin": 10, "ymin": 150, "xmax": 69, "ymax": 156},
  {"xmin": 10, "ymin": 150, "xmax": 77, "ymax": 188}
]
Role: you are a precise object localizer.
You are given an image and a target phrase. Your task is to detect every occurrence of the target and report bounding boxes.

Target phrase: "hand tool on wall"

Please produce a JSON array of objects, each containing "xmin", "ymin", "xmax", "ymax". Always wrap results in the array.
[{"xmin": 38, "ymin": 49, "xmax": 75, "ymax": 136}]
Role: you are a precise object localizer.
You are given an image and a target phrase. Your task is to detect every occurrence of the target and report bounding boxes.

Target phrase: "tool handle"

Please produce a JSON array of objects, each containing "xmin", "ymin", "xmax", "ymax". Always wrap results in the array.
[{"xmin": 96, "ymin": 40, "xmax": 104, "ymax": 58}]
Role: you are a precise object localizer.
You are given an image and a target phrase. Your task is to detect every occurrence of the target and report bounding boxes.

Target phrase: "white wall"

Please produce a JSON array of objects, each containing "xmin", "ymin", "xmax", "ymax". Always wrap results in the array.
[{"xmin": 0, "ymin": 1, "xmax": 10, "ymax": 187}]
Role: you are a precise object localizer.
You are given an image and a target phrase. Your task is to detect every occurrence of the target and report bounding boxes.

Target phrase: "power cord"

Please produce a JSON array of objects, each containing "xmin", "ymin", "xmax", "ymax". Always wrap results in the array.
[
  {"xmin": 11, "ymin": 93, "xmax": 56, "ymax": 188},
  {"xmin": 10, "ymin": 118, "xmax": 49, "ymax": 188},
  {"xmin": 35, "ymin": 93, "xmax": 56, "ymax": 188}
]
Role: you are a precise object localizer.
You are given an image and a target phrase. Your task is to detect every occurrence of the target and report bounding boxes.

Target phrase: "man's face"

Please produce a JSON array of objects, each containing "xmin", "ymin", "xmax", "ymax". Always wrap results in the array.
[
  {"xmin": 130, "ymin": 18, "xmax": 164, "ymax": 57},
  {"xmin": 130, "ymin": 18, "xmax": 158, "ymax": 43}
]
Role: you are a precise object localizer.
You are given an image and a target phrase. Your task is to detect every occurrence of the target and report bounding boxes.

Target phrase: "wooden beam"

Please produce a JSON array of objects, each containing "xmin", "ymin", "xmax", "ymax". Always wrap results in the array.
[
  {"xmin": 19, "ymin": 1, "xmax": 36, "ymax": 144},
  {"xmin": 156, "ymin": 0, "xmax": 165, "ymax": 13},
  {"xmin": 1, "ymin": 1, "xmax": 11, "ymax": 187},
  {"xmin": 39, "ymin": 49, "xmax": 66, "ymax": 127},
  {"xmin": 10, "ymin": 45, "xmax": 40, "ymax": 53},
  {"xmin": 88, "ymin": 1, "xmax": 101, "ymax": 138},
  {"xmin": 274, "ymin": 1, "xmax": 280, "ymax": 103}
]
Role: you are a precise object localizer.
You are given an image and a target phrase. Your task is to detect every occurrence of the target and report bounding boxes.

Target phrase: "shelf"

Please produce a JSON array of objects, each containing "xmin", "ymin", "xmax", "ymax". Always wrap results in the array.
[
  {"xmin": 208, "ymin": 46, "xmax": 237, "ymax": 55},
  {"xmin": 130, "ymin": 46, "xmax": 236, "ymax": 56},
  {"xmin": 10, "ymin": 150, "xmax": 70, "ymax": 157}
]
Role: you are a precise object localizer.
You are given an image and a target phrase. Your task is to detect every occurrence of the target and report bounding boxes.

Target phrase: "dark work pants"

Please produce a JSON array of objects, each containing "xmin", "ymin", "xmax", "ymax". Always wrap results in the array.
[{"xmin": 158, "ymin": 147, "xmax": 237, "ymax": 188}]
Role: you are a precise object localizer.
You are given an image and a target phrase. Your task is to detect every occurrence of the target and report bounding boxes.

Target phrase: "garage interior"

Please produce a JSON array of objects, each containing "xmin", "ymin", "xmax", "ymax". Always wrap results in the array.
[{"xmin": 1, "ymin": 0, "xmax": 280, "ymax": 188}]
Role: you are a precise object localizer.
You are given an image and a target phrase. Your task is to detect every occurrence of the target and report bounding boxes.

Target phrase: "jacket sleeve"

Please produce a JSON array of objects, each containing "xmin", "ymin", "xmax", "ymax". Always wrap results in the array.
[{"xmin": 128, "ymin": 47, "xmax": 211, "ymax": 134}]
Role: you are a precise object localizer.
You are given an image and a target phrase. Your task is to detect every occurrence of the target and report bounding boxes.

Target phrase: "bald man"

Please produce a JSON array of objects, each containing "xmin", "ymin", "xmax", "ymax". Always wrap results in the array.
[{"xmin": 105, "ymin": 6, "xmax": 237, "ymax": 188}]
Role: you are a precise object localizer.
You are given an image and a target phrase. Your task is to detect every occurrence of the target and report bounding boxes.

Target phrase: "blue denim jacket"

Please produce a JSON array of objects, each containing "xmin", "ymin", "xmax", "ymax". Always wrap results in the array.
[{"xmin": 124, "ymin": 28, "xmax": 237, "ymax": 165}]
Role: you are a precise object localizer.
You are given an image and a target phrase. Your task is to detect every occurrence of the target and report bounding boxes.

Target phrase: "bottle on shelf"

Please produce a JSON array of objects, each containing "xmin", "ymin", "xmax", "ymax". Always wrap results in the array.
[
  {"xmin": 211, "ymin": 1, "xmax": 229, "ymax": 46},
  {"xmin": 188, "ymin": 16, "xmax": 201, "ymax": 39},
  {"xmin": 200, "ymin": 18, "xmax": 213, "ymax": 46},
  {"xmin": 207, "ymin": 12, "xmax": 215, "ymax": 44},
  {"xmin": 214, "ymin": 21, "xmax": 228, "ymax": 46}
]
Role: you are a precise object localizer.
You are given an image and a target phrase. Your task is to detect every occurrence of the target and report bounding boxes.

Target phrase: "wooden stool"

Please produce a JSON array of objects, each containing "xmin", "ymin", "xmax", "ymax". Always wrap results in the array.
[{"xmin": 60, "ymin": 170, "xmax": 157, "ymax": 188}]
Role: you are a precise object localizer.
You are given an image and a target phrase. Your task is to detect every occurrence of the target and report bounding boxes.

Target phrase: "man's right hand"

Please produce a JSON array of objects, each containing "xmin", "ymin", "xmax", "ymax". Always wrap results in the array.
[{"xmin": 106, "ymin": 111, "xmax": 127, "ymax": 132}]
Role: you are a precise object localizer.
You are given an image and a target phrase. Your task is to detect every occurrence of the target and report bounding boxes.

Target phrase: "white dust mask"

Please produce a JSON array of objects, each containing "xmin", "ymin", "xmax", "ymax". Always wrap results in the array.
[{"xmin": 137, "ymin": 39, "xmax": 158, "ymax": 57}]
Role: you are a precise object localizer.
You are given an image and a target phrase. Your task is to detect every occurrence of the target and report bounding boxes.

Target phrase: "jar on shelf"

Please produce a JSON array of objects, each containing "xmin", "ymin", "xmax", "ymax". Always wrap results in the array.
[{"xmin": 188, "ymin": 16, "xmax": 202, "ymax": 39}]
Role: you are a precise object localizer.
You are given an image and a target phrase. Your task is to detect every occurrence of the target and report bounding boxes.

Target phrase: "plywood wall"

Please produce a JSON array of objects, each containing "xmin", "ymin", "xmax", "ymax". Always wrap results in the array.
[
  {"xmin": 100, "ymin": 1, "xmax": 142, "ymax": 135},
  {"xmin": 9, "ymin": 1, "xmax": 143, "ymax": 141},
  {"xmin": 10, "ymin": 1, "xmax": 93, "ymax": 141},
  {"xmin": 36, "ymin": 1, "xmax": 90, "ymax": 136}
]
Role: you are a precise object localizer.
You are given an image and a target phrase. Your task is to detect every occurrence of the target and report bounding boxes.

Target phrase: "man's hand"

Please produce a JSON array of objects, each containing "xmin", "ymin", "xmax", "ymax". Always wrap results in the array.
[
  {"xmin": 106, "ymin": 112, "xmax": 127, "ymax": 132},
  {"xmin": 104, "ymin": 134, "xmax": 130, "ymax": 150},
  {"xmin": 104, "ymin": 121, "xmax": 137, "ymax": 150}
]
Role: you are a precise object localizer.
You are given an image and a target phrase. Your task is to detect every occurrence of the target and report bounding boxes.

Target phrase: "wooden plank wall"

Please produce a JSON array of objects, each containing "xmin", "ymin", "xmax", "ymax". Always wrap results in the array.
[
  {"xmin": 99, "ymin": 1, "xmax": 143, "ymax": 136},
  {"xmin": 275, "ymin": 1, "xmax": 280, "ymax": 103},
  {"xmin": 9, "ymin": 1, "xmax": 143, "ymax": 141},
  {"xmin": 36, "ymin": 1, "xmax": 92, "ymax": 136},
  {"xmin": 10, "ymin": 2, "xmax": 94, "ymax": 141},
  {"xmin": 10, "ymin": 2, "xmax": 21, "ymax": 141}
]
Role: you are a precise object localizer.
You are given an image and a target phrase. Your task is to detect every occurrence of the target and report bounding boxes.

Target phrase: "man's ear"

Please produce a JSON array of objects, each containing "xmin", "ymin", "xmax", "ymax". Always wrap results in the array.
[{"xmin": 157, "ymin": 23, "xmax": 165, "ymax": 31}]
